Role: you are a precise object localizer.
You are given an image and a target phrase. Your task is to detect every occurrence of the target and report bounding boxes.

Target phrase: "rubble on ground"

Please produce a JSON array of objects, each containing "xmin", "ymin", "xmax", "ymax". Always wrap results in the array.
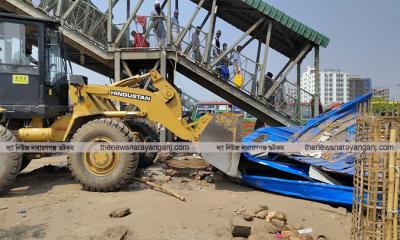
[
  {"xmin": 138, "ymin": 154, "xmax": 213, "ymax": 185},
  {"xmin": 101, "ymin": 226, "xmax": 130, "ymax": 240},
  {"xmin": 137, "ymin": 154, "xmax": 330, "ymax": 239},
  {"xmin": 231, "ymin": 204, "xmax": 330, "ymax": 240},
  {"xmin": 255, "ymin": 209, "xmax": 268, "ymax": 219},
  {"xmin": 109, "ymin": 208, "xmax": 131, "ymax": 218},
  {"xmin": 231, "ymin": 216, "xmax": 252, "ymax": 237}
]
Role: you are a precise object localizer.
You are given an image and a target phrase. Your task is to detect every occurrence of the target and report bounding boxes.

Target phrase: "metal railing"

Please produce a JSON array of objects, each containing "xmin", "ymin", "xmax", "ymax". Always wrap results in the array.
[
  {"xmin": 25, "ymin": 1, "xmax": 314, "ymax": 123},
  {"xmin": 180, "ymin": 91, "xmax": 199, "ymax": 112},
  {"xmin": 272, "ymin": 80, "xmax": 318, "ymax": 122},
  {"xmin": 122, "ymin": 15, "xmax": 169, "ymax": 50},
  {"xmin": 163, "ymin": 24, "xmax": 313, "ymax": 123},
  {"xmin": 31, "ymin": 0, "xmax": 120, "ymax": 48},
  {"xmin": 176, "ymin": 25, "xmax": 261, "ymax": 95}
]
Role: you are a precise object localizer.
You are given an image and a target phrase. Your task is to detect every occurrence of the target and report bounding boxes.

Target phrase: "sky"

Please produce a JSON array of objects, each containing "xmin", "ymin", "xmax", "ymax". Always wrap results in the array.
[{"xmin": 76, "ymin": 0, "xmax": 400, "ymax": 101}]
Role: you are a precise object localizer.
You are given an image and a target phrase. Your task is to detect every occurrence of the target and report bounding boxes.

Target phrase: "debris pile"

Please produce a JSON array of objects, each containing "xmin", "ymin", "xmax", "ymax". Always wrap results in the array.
[
  {"xmin": 140, "ymin": 163, "xmax": 173, "ymax": 185},
  {"xmin": 134, "ymin": 154, "xmax": 214, "ymax": 201},
  {"xmin": 139, "ymin": 154, "xmax": 213, "ymax": 184},
  {"xmin": 231, "ymin": 205, "xmax": 327, "ymax": 240}
]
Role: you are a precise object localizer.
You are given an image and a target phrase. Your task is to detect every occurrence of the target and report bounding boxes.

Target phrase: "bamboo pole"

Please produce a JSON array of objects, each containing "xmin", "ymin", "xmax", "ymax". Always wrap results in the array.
[
  {"xmin": 132, "ymin": 177, "xmax": 186, "ymax": 201},
  {"xmin": 393, "ymin": 128, "xmax": 399, "ymax": 240},
  {"xmin": 386, "ymin": 128, "xmax": 397, "ymax": 239}
]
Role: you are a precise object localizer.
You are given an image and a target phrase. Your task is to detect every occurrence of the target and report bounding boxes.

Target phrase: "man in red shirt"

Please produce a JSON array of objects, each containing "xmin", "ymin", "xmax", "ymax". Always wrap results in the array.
[{"xmin": 131, "ymin": 30, "xmax": 149, "ymax": 48}]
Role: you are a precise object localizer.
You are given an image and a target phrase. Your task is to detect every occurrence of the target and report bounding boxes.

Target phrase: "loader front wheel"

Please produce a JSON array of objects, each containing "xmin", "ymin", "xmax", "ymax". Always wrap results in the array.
[
  {"xmin": 0, "ymin": 125, "xmax": 22, "ymax": 194},
  {"xmin": 67, "ymin": 119, "xmax": 139, "ymax": 192}
]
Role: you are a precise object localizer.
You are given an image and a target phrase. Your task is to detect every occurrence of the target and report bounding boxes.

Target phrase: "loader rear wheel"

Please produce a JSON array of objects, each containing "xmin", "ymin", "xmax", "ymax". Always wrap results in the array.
[
  {"xmin": 126, "ymin": 120, "xmax": 159, "ymax": 168},
  {"xmin": 67, "ymin": 118, "xmax": 139, "ymax": 192},
  {"xmin": 19, "ymin": 155, "xmax": 32, "ymax": 172},
  {"xmin": 0, "ymin": 125, "xmax": 22, "ymax": 194}
]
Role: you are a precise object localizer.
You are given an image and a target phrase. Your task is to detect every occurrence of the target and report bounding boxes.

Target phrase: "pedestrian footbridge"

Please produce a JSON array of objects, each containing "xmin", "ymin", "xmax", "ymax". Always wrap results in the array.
[{"xmin": 0, "ymin": 0, "xmax": 329, "ymax": 126}]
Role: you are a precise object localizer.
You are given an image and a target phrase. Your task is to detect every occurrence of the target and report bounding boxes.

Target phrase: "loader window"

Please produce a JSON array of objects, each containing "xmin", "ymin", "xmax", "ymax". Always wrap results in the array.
[
  {"xmin": 0, "ymin": 21, "xmax": 39, "ymax": 75},
  {"xmin": 45, "ymin": 28, "xmax": 66, "ymax": 85}
]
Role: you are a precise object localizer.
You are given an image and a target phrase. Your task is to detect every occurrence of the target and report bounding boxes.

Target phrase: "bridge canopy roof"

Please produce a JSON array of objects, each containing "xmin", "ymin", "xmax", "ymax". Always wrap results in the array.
[{"xmin": 192, "ymin": 0, "xmax": 330, "ymax": 58}]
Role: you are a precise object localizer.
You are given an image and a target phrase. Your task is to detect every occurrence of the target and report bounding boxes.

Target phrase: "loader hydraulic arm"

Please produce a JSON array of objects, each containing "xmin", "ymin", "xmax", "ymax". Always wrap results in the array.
[{"xmin": 68, "ymin": 70, "xmax": 212, "ymax": 142}]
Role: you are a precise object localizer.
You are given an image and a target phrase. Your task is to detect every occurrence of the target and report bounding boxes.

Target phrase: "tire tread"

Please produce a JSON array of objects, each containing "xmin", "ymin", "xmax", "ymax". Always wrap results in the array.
[
  {"xmin": 67, "ymin": 118, "xmax": 138, "ymax": 192},
  {"xmin": 0, "ymin": 125, "xmax": 22, "ymax": 194}
]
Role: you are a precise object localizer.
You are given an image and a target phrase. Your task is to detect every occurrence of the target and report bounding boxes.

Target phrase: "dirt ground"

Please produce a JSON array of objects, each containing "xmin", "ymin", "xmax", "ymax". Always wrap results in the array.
[{"xmin": 0, "ymin": 156, "xmax": 351, "ymax": 240}]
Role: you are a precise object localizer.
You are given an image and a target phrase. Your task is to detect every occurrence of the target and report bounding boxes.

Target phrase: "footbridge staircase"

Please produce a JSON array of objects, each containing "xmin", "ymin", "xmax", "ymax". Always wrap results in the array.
[{"xmin": 0, "ymin": 0, "xmax": 329, "ymax": 126}]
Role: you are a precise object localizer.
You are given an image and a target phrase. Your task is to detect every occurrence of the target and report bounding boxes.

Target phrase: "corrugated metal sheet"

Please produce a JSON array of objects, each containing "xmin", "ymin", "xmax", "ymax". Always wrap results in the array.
[
  {"xmin": 291, "ymin": 153, "xmax": 355, "ymax": 175},
  {"xmin": 241, "ymin": 0, "xmax": 330, "ymax": 48},
  {"xmin": 292, "ymin": 93, "xmax": 373, "ymax": 139},
  {"xmin": 242, "ymin": 175, "xmax": 353, "ymax": 206},
  {"xmin": 239, "ymin": 93, "xmax": 375, "ymax": 205},
  {"xmin": 243, "ymin": 93, "xmax": 373, "ymax": 175}
]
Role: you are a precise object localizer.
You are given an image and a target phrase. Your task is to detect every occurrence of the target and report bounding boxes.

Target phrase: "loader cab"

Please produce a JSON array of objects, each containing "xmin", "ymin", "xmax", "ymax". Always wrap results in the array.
[{"xmin": 0, "ymin": 13, "xmax": 69, "ymax": 121}]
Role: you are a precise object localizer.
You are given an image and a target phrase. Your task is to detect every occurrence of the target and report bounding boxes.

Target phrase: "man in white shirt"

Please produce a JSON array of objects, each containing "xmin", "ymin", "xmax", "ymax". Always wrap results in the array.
[
  {"xmin": 151, "ymin": 1, "xmax": 166, "ymax": 48},
  {"xmin": 212, "ymin": 30, "xmax": 222, "ymax": 58},
  {"xmin": 171, "ymin": 9, "xmax": 181, "ymax": 50},
  {"xmin": 232, "ymin": 45, "xmax": 242, "ymax": 74},
  {"xmin": 190, "ymin": 26, "xmax": 202, "ymax": 62},
  {"xmin": 13, "ymin": 41, "xmax": 38, "ymax": 66}
]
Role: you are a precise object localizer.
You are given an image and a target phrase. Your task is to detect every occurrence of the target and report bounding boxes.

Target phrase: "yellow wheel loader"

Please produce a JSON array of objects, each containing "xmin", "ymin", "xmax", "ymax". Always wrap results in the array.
[{"xmin": 0, "ymin": 13, "xmax": 242, "ymax": 193}]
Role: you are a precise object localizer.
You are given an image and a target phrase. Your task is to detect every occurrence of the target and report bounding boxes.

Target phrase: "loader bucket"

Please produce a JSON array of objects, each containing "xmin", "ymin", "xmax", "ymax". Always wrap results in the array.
[{"xmin": 199, "ymin": 112, "xmax": 243, "ymax": 177}]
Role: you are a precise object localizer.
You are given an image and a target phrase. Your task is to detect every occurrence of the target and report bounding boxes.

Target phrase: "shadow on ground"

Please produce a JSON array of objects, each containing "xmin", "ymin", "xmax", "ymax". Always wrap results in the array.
[
  {"xmin": 5, "ymin": 165, "xmax": 73, "ymax": 198},
  {"xmin": 0, "ymin": 224, "xmax": 47, "ymax": 240}
]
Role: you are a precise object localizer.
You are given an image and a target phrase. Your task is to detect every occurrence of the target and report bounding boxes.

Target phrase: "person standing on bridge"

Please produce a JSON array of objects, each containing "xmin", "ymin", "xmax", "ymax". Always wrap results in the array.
[
  {"xmin": 212, "ymin": 30, "xmax": 222, "ymax": 58},
  {"xmin": 263, "ymin": 72, "xmax": 275, "ymax": 106},
  {"xmin": 151, "ymin": 1, "xmax": 166, "ymax": 49},
  {"xmin": 213, "ymin": 30, "xmax": 222, "ymax": 73},
  {"xmin": 233, "ymin": 45, "xmax": 242, "ymax": 75},
  {"xmin": 190, "ymin": 26, "xmax": 202, "ymax": 62},
  {"xmin": 171, "ymin": 9, "xmax": 181, "ymax": 51},
  {"xmin": 220, "ymin": 43, "xmax": 230, "ymax": 82}
]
